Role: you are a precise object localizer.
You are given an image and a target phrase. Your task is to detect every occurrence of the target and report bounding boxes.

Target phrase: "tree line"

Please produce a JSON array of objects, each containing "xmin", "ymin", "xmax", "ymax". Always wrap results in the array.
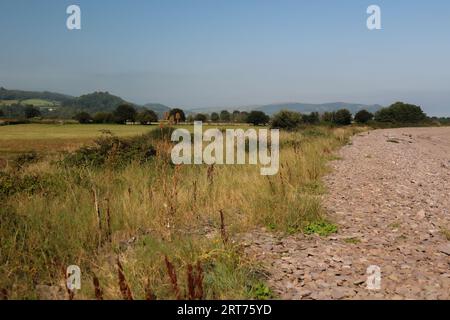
[{"xmin": 1, "ymin": 101, "xmax": 438, "ymax": 129}]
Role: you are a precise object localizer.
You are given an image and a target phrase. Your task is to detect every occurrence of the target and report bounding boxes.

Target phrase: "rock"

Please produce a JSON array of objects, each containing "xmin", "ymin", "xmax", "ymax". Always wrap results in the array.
[{"xmin": 438, "ymin": 244, "xmax": 450, "ymax": 256}]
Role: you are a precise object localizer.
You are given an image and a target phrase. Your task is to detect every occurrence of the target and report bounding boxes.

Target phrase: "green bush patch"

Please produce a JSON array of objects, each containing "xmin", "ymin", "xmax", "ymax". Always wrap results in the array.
[{"xmin": 304, "ymin": 221, "xmax": 338, "ymax": 237}]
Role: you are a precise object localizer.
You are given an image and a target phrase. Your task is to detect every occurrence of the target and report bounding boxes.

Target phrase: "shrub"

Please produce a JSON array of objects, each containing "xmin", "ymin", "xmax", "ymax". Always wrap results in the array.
[
  {"xmin": 62, "ymin": 133, "xmax": 156, "ymax": 168},
  {"xmin": 24, "ymin": 106, "xmax": 41, "ymax": 119},
  {"xmin": 354, "ymin": 109, "xmax": 374, "ymax": 124},
  {"xmin": 333, "ymin": 109, "xmax": 352, "ymax": 126},
  {"xmin": 375, "ymin": 102, "xmax": 427, "ymax": 123},
  {"xmin": 14, "ymin": 151, "xmax": 40, "ymax": 168},
  {"xmin": 270, "ymin": 110, "xmax": 302, "ymax": 130}
]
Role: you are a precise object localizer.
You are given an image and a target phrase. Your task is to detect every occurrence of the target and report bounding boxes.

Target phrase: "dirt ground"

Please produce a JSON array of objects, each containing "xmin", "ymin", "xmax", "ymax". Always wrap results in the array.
[{"xmin": 242, "ymin": 127, "xmax": 450, "ymax": 300}]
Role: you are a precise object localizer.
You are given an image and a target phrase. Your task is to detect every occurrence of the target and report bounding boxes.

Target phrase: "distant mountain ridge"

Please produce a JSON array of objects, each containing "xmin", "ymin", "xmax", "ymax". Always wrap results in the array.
[{"xmin": 0, "ymin": 87, "xmax": 73, "ymax": 102}]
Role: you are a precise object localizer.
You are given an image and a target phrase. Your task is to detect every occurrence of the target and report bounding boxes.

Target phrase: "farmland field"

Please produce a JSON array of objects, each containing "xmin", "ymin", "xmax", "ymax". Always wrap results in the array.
[{"xmin": 0, "ymin": 124, "xmax": 158, "ymax": 157}]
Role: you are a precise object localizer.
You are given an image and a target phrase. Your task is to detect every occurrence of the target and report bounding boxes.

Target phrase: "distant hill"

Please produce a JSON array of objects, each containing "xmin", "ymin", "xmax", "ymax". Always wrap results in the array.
[
  {"xmin": 254, "ymin": 102, "xmax": 383, "ymax": 115},
  {"xmin": 142, "ymin": 103, "xmax": 171, "ymax": 118},
  {"xmin": 62, "ymin": 91, "xmax": 132, "ymax": 114},
  {"xmin": 0, "ymin": 87, "xmax": 73, "ymax": 103},
  {"xmin": 187, "ymin": 102, "xmax": 383, "ymax": 115}
]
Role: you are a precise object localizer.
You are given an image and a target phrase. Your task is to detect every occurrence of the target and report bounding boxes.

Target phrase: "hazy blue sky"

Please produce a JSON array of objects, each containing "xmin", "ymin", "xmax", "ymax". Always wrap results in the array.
[{"xmin": 1, "ymin": 0, "xmax": 450, "ymax": 115}]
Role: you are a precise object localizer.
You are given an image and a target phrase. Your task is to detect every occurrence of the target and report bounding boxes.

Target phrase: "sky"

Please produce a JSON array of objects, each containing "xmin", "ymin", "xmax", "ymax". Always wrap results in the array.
[{"xmin": 1, "ymin": 0, "xmax": 450, "ymax": 116}]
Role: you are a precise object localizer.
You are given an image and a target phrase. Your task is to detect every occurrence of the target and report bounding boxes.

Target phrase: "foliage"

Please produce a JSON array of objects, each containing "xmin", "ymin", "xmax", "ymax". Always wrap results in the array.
[
  {"xmin": 333, "ymin": 109, "xmax": 352, "ymax": 125},
  {"xmin": 270, "ymin": 110, "xmax": 302, "ymax": 130},
  {"xmin": 24, "ymin": 106, "xmax": 41, "ymax": 119},
  {"xmin": 374, "ymin": 102, "xmax": 427, "ymax": 123},
  {"xmin": 74, "ymin": 112, "xmax": 92, "ymax": 124},
  {"xmin": 302, "ymin": 112, "xmax": 320, "ymax": 124},
  {"xmin": 354, "ymin": 109, "xmax": 374, "ymax": 124},
  {"xmin": 92, "ymin": 112, "xmax": 115, "ymax": 124},
  {"xmin": 194, "ymin": 113, "xmax": 208, "ymax": 122},
  {"xmin": 303, "ymin": 221, "xmax": 338, "ymax": 237},
  {"xmin": 210, "ymin": 112, "xmax": 219, "ymax": 122},
  {"xmin": 114, "ymin": 104, "xmax": 137, "ymax": 124},
  {"xmin": 169, "ymin": 108, "xmax": 186, "ymax": 123},
  {"xmin": 62, "ymin": 133, "xmax": 156, "ymax": 168},
  {"xmin": 136, "ymin": 110, "xmax": 158, "ymax": 124},
  {"xmin": 246, "ymin": 111, "xmax": 270, "ymax": 126},
  {"xmin": 219, "ymin": 110, "xmax": 231, "ymax": 122}
]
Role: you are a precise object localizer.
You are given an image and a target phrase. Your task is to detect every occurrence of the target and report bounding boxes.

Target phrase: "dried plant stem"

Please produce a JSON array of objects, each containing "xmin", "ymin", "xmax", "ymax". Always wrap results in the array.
[
  {"xmin": 117, "ymin": 258, "xmax": 133, "ymax": 300},
  {"xmin": 164, "ymin": 255, "xmax": 181, "ymax": 300}
]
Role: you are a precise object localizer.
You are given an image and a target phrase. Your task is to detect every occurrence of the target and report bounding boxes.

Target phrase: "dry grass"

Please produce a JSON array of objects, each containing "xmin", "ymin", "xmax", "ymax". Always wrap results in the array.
[{"xmin": 0, "ymin": 124, "xmax": 365, "ymax": 299}]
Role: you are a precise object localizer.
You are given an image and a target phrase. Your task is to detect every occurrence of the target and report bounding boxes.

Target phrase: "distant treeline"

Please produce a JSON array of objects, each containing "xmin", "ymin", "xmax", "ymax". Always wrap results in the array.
[{"xmin": 2, "ymin": 101, "xmax": 449, "ymax": 129}]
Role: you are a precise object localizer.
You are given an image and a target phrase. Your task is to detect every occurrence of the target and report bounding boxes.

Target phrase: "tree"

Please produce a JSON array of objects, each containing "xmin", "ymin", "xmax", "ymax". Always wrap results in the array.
[
  {"xmin": 219, "ymin": 110, "xmax": 231, "ymax": 122},
  {"xmin": 333, "ymin": 109, "xmax": 352, "ymax": 126},
  {"xmin": 194, "ymin": 113, "xmax": 208, "ymax": 122},
  {"xmin": 93, "ymin": 112, "xmax": 114, "ymax": 123},
  {"xmin": 354, "ymin": 109, "xmax": 374, "ymax": 124},
  {"xmin": 74, "ymin": 112, "xmax": 92, "ymax": 124},
  {"xmin": 247, "ymin": 110, "xmax": 270, "ymax": 126},
  {"xmin": 136, "ymin": 110, "xmax": 158, "ymax": 125},
  {"xmin": 270, "ymin": 110, "xmax": 302, "ymax": 130},
  {"xmin": 114, "ymin": 104, "xmax": 137, "ymax": 124},
  {"xmin": 169, "ymin": 108, "xmax": 186, "ymax": 123},
  {"xmin": 303, "ymin": 112, "xmax": 320, "ymax": 124},
  {"xmin": 232, "ymin": 110, "xmax": 241, "ymax": 122},
  {"xmin": 375, "ymin": 102, "xmax": 427, "ymax": 123},
  {"xmin": 321, "ymin": 112, "xmax": 334, "ymax": 123},
  {"xmin": 24, "ymin": 106, "xmax": 41, "ymax": 119},
  {"xmin": 210, "ymin": 112, "xmax": 219, "ymax": 122},
  {"xmin": 0, "ymin": 109, "xmax": 4, "ymax": 118}
]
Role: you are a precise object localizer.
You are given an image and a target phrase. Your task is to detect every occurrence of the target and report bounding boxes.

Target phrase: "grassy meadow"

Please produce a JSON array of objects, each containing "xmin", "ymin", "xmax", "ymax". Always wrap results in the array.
[{"xmin": 0, "ymin": 123, "xmax": 364, "ymax": 299}]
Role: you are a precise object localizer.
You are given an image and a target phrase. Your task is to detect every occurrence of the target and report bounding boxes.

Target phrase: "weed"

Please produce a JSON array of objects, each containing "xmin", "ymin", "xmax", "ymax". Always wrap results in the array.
[{"xmin": 304, "ymin": 221, "xmax": 338, "ymax": 237}]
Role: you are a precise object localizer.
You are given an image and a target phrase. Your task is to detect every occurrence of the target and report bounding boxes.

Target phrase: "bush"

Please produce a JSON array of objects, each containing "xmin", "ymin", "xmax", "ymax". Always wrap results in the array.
[
  {"xmin": 136, "ymin": 110, "xmax": 158, "ymax": 124},
  {"xmin": 62, "ymin": 133, "xmax": 156, "ymax": 168},
  {"xmin": 354, "ymin": 109, "xmax": 374, "ymax": 124},
  {"xmin": 375, "ymin": 102, "xmax": 427, "ymax": 123},
  {"xmin": 333, "ymin": 109, "xmax": 352, "ymax": 126},
  {"xmin": 270, "ymin": 110, "xmax": 302, "ymax": 130}
]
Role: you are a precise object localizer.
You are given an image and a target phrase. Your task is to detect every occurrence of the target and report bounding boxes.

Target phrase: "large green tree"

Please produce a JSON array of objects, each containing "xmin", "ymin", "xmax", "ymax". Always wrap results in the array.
[
  {"xmin": 114, "ymin": 104, "xmax": 137, "ymax": 124},
  {"xmin": 137, "ymin": 109, "xmax": 158, "ymax": 124},
  {"xmin": 354, "ymin": 109, "xmax": 374, "ymax": 124},
  {"xmin": 375, "ymin": 102, "xmax": 427, "ymax": 123},
  {"xmin": 247, "ymin": 110, "xmax": 270, "ymax": 126},
  {"xmin": 333, "ymin": 109, "xmax": 352, "ymax": 126},
  {"xmin": 271, "ymin": 110, "xmax": 302, "ymax": 130}
]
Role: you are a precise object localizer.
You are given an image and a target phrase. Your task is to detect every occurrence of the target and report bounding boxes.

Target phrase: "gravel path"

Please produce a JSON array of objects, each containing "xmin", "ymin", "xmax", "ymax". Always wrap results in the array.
[{"xmin": 242, "ymin": 127, "xmax": 450, "ymax": 300}]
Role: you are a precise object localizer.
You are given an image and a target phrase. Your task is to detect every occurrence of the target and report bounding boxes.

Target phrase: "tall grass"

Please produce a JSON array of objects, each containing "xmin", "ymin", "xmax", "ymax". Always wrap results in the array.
[{"xmin": 0, "ymin": 125, "xmax": 364, "ymax": 299}]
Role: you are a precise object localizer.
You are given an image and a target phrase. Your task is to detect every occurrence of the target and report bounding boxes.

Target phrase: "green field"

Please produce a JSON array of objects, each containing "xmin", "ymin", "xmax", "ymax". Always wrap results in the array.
[
  {"xmin": 0, "ymin": 98, "xmax": 57, "ymax": 107},
  {"xmin": 0, "ymin": 124, "xmax": 158, "ymax": 157}
]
